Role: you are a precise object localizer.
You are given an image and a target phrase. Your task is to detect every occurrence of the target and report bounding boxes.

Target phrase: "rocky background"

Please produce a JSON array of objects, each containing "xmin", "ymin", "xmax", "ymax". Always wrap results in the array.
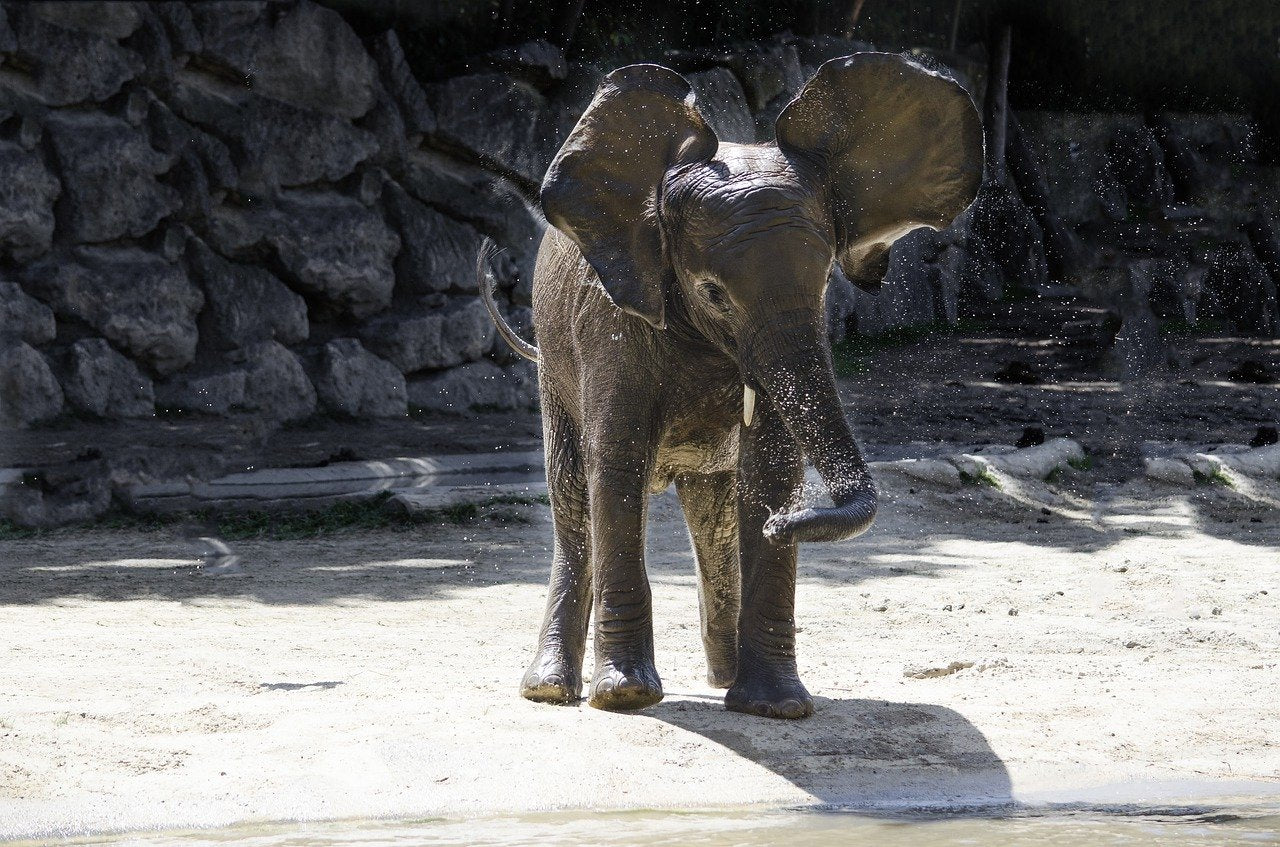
[{"xmin": 0, "ymin": 0, "xmax": 1276, "ymax": 436}]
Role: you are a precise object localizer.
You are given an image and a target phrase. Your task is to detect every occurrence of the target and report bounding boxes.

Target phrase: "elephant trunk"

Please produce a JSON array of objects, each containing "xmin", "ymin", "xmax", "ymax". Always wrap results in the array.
[{"xmin": 744, "ymin": 311, "xmax": 878, "ymax": 544}]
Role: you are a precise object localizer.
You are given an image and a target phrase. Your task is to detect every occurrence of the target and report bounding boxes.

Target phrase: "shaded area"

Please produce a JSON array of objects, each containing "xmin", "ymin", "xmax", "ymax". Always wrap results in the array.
[{"xmin": 651, "ymin": 695, "xmax": 1013, "ymax": 809}]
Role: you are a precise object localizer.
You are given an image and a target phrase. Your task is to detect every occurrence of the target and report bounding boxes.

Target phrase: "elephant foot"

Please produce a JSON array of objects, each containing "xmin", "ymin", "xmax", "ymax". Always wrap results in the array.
[
  {"xmin": 588, "ymin": 659, "xmax": 663, "ymax": 711},
  {"xmin": 520, "ymin": 653, "xmax": 582, "ymax": 704},
  {"xmin": 725, "ymin": 671, "xmax": 813, "ymax": 719},
  {"xmin": 705, "ymin": 657, "xmax": 737, "ymax": 689}
]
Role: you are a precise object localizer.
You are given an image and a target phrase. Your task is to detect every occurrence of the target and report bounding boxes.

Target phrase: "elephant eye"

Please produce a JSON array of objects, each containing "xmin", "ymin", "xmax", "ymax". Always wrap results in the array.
[{"xmin": 698, "ymin": 282, "xmax": 731, "ymax": 313}]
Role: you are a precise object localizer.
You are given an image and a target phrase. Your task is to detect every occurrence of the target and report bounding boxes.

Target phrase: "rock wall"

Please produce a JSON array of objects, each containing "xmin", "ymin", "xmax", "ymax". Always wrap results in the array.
[{"xmin": 1, "ymin": 2, "xmax": 1277, "ymax": 431}]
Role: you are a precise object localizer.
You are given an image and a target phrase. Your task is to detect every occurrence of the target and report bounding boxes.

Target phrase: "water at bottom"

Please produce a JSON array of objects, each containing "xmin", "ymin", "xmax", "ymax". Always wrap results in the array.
[{"xmin": 61, "ymin": 804, "xmax": 1280, "ymax": 847}]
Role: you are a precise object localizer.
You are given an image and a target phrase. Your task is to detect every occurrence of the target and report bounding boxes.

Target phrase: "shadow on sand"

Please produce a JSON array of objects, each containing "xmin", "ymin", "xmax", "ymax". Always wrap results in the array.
[{"xmin": 649, "ymin": 694, "xmax": 1013, "ymax": 811}]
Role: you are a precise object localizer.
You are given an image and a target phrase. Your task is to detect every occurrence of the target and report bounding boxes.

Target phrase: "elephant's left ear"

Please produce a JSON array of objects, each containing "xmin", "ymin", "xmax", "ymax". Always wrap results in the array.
[
  {"xmin": 542, "ymin": 64, "xmax": 718, "ymax": 328},
  {"xmin": 776, "ymin": 53, "xmax": 983, "ymax": 292}
]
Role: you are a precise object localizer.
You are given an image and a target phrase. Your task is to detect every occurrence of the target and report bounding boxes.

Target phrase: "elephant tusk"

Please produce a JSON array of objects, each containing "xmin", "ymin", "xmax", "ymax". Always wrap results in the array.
[{"xmin": 742, "ymin": 385, "xmax": 756, "ymax": 427}]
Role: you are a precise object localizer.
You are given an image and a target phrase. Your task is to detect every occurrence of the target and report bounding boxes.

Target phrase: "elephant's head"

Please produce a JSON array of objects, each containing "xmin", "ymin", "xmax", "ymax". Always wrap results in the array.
[{"xmin": 541, "ymin": 54, "xmax": 983, "ymax": 543}]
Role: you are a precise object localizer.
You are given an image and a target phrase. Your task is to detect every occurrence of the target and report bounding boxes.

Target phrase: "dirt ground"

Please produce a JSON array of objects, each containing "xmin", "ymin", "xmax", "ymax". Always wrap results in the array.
[{"xmin": 2, "ymin": 469, "xmax": 1278, "ymax": 841}]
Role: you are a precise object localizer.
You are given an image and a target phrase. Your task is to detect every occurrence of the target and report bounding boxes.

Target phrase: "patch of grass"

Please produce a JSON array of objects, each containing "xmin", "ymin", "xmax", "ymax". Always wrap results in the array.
[
  {"xmin": 0, "ymin": 493, "xmax": 551, "ymax": 541},
  {"xmin": 1159, "ymin": 318, "xmax": 1230, "ymax": 336},
  {"xmin": 1193, "ymin": 467, "xmax": 1236, "ymax": 488},
  {"xmin": 832, "ymin": 319, "xmax": 987, "ymax": 378},
  {"xmin": 1067, "ymin": 455, "xmax": 1093, "ymax": 472},
  {"xmin": 959, "ymin": 467, "xmax": 1002, "ymax": 488}
]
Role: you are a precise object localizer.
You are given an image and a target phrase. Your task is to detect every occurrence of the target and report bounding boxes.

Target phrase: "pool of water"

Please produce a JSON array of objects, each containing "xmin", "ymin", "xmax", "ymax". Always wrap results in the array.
[{"xmin": 47, "ymin": 804, "xmax": 1280, "ymax": 847}]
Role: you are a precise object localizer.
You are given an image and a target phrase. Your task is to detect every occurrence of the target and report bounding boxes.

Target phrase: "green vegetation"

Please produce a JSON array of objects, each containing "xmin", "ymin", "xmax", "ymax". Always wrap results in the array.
[
  {"xmin": 832, "ymin": 319, "xmax": 984, "ymax": 377},
  {"xmin": 959, "ymin": 466, "xmax": 1002, "ymax": 488},
  {"xmin": 1193, "ymin": 467, "xmax": 1236, "ymax": 488},
  {"xmin": 0, "ymin": 492, "xmax": 550, "ymax": 542}
]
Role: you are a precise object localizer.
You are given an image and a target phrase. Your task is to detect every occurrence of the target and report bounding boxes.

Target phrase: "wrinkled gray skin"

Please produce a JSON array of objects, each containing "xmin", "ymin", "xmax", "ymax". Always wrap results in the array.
[{"xmin": 483, "ymin": 53, "xmax": 982, "ymax": 718}]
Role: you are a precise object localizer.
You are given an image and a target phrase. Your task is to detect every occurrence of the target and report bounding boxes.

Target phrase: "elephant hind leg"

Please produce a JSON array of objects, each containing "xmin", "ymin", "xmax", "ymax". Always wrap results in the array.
[
  {"xmin": 522, "ymin": 396, "xmax": 591, "ymax": 704},
  {"xmin": 675, "ymin": 471, "xmax": 741, "ymax": 688}
]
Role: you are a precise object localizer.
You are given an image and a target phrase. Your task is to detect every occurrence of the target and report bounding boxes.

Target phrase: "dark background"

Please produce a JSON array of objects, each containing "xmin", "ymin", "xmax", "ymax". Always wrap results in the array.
[{"xmin": 326, "ymin": 0, "xmax": 1280, "ymax": 158}]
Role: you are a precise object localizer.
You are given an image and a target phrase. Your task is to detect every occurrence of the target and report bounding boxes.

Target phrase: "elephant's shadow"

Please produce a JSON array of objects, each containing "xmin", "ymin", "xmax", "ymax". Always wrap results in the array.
[{"xmin": 649, "ymin": 695, "xmax": 1013, "ymax": 810}]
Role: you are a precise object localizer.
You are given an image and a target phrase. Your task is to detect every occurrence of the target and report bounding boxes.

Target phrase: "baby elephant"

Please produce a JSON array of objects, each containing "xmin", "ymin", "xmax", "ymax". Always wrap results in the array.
[{"xmin": 483, "ymin": 53, "xmax": 982, "ymax": 718}]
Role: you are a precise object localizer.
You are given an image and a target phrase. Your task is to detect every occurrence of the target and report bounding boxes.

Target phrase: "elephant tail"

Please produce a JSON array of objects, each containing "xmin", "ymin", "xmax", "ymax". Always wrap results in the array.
[{"xmin": 477, "ymin": 240, "xmax": 539, "ymax": 363}]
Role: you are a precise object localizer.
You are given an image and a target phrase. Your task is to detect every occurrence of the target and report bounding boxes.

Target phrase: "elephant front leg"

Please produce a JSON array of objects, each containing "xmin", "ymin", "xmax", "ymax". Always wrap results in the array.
[
  {"xmin": 675, "ymin": 471, "xmax": 740, "ymax": 688},
  {"xmin": 587, "ymin": 450, "xmax": 663, "ymax": 711},
  {"xmin": 727, "ymin": 393, "xmax": 814, "ymax": 719},
  {"xmin": 521, "ymin": 398, "xmax": 591, "ymax": 704}
]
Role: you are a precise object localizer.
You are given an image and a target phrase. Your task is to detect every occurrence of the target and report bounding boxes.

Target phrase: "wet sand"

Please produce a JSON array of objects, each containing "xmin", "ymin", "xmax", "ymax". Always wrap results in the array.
[{"xmin": 1, "ymin": 473, "xmax": 1278, "ymax": 841}]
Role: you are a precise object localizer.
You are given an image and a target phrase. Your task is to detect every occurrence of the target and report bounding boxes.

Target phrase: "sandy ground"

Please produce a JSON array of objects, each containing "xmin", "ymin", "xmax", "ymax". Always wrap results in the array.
[{"xmin": 2, "ymin": 471, "xmax": 1279, "ymax": 842}]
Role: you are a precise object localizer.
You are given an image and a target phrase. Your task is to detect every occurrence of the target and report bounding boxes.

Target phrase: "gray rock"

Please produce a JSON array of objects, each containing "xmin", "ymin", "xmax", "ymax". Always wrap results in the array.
[
  {"xmin": 1151, "ymin": 113, "xmax": 1259, "ymax": 200},
  {"xmin": 1013, "ymin": 112, "xmax": 1146, "ymax": 227},
  {"xmin": 0, "ymin": 341, "xmax": 63, "ymax": 428},
  {"xmin": 188, "ymin": 239, "xmax": 308, "ymax": 350},
  {"xmin": 846, "ymin": 228, "xmax": 947, "ymax": 336},
  {"xmin": 44, "ymin": 112, "xmax": 179, "ymax": 243},
  {"xmin": 168, "ymin": 73, "xmax": 377, "ymax": 193},
  {"xmin": 688, "ymin": 68, "xmax": 755, "ymax": 143},
  {"xmin": 0, "ymin": 5, "xmax": 15, "ymax": 51},
  {"xmin": 313, "ymin": 338, "xmax": 407, "ymax": 418},
  {"xmin": 238, "ymin": 341, "xmax": 316, "ymax": 422},
  {"xmin": 25, "ymin": 247, "xmax": 203, "ymax": 375},
  {"xmin": 0, "ymin": 140, "xmax": 60, "ymax": 261},
  {"xmin": 1199, "ymin": 243, "xmax": 1279, "ymax": 335},
  {"xmin": 191, "ymin": 0, "xmax": 377, "ymax": 119},
  {"xmin": 964, "ymin": 181, "xmax": 1048, "ymax": 296},
  {"xmin": 407, "ymin": 359, "xmax": 538, "ymax": 413},
  {"xmin": 24, "ymin": 2, "xmax": 142, "ymax": 39},
  {"xmin": 382, "ymin": 181, "xmax": 483, "ymax": 294},
  {"xmin": 429, "ymin": 72, "xmax": 556, "ymax": 186},
  {"xmin": 727, "ymin": 42, "xmax": 804, "ymax": 113},
  {"xmin": 63, "ymin": 338, "xmax": 154, "ymax": 419},
  {"xmin": 207, "ymin": 191, "xmax": 400, "ymax": 319},
  {"xmin": 477, "ymin": 40, "xmax": 568, "ymax": 90},
  {"xmin": 369, "ymin": 29, "xmax": 436, "ymax": 134},
  {"xmin": 0, "ymin": 281, "xmax": 55, "ymax": 345},
  {"xmin": 5, "ymin": 10, "xmax": 142, "ymax": 105},
  {"xmin": 153, "ymin": 3, "xmax": 201, "ymax": 55},
  {"xmin": 360, "ymin": 297, "xmax": 494, "ymax": 374},
  {"xmin": 1087, "ymin": 260, "xmax": 1169, "ymax": 378},
  {"xmin": 400, "ymin": 149, "xmax": 544, "ymax": 287},
  {"xmin": 156, "ymin": 368, "xmax": 246, "ymax": 416}
]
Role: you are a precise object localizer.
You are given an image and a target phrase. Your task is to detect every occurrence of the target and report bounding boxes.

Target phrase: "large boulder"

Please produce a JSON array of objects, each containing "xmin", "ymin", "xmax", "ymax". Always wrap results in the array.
[
  {"xmin": 1199, "ymin": 243, "xmax": 1279, "ymax": 335},
  {"xmin": 428, "ymin": 72, "xmax": 557, "ymax": 186},
  {"xmin": 190, "ymin": 0, "xmax": 377, "ymax": 119},
  {"xmin": 359, "ymin": 296, "xmax": 494, "ymax": 374},
  {"xmin": 843, "ymin": 228, "xmax": 948, "ymax": 336},
  {"xmin": 206, "ymin": 191, "xmax": 400, "ymax": 319},
  {"xmin": 0, "ymin": 342, "xmax": 63, "ymax": 428},
  {"xmin": 188, "ymin": 239, "xmax": 308, "ymax": 350},
  {"xmin": 44, "ymin": 112, "xmax": 179, "ymax": 243},
  {"xmin": 168, "ymin": 72, "xmax": 378, "ymax": 193},
  {"xmin": 687, "ymin": 67, "xmax": 755, "ymax": 144},
  {"xmin": 1151, "ymin": 113, "xmax": 1259, "ymax": 201},
  {"xmin": 728, "ymin": 41, "xmax": 805, "ymax": 113},
  {"xmin": 0, "ymin": 141, "xmax": 60, "ymax": 261},
  {"xmin": 382, "ymin": 181, "xmax": 483, "ymax": 294},
  {"xmin": 476, "ymin": 40, "xmax": 568, "ymax": 90},
  {"xmin": 156, "ymin": 369, "xmax": 246, "ymax": 416},
  {"xmin": 158, "ymin": 340, "xmax": 317, "ymax": 421},
  {"xmin": 0, "ymin": 280, "xmax": 55, "ymax": 345},
  {"xmin": 23, "ymin": 2, "xmax": 142, "ymax": 39},
  {"xmin": 24, "ymin": 247, "xmax": 203, "ymax": 375},
  {"xmin": 239, "ymin": 340, "xmax": 316, "ymax": 421},
  {"xmin": 399, "ymin": 149, "xmax": 545, "ymax": 292},
  {"xmin": 1016, "ymin": 112, "xmax": 1164, "ymax": 227},
  {"xmin": 407, "ymin": 360, "xmax": 538, "ymax": 413},
  {"xmin": 62, "ymin": 337, "xmax": 155, "ymax": 419},
  {"xmin": 2, "ymin": 9, "xmax": 142, "ymax": 106},
  {"xmin": 369, "ymin": 29, "xmax": 436, "ymax": 135},
  {"xmin": 313, "ymin": 338, "xmax": 407, "ymax": 418}
]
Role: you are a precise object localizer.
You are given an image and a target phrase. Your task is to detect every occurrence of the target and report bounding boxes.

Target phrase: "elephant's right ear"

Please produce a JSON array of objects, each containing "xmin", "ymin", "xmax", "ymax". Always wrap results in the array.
[{"xmin": 541, "ymin": 64, "xmax": 718, "ymax": 329}]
